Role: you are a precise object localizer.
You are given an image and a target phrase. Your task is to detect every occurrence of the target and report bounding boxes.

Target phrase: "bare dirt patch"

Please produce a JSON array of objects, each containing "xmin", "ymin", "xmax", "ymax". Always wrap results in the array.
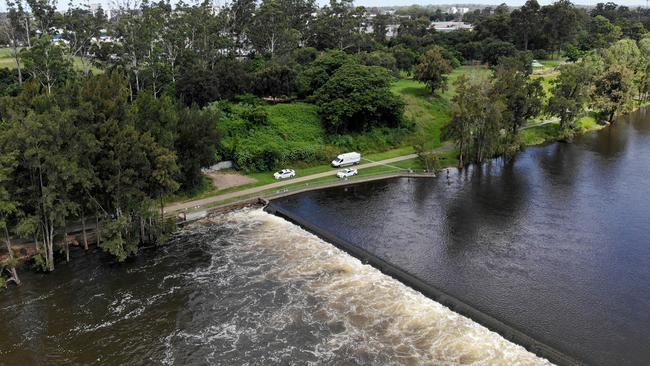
[{"xmin": 205, "ymin": 171, "xmax": 257, "ymax": 190}]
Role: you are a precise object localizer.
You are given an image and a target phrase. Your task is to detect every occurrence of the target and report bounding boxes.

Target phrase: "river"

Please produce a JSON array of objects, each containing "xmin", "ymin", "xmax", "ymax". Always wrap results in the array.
[
  {"xmin": 0, "ymin": 210, "xmax": 548, "ymax": 365},
  {"xmin": 269, "ymin": 109, "xmax": 650, "ymax": 366},
  {"xmin": 2, "ymin": 111, "xmax": 649, "ymax": 366}
]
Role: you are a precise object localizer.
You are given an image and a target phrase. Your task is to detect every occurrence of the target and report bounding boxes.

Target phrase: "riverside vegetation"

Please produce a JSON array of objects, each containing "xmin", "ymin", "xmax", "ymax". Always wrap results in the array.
[{"xmin": 2, "ymin": 0, "xmax": 650, "ymax": 288}]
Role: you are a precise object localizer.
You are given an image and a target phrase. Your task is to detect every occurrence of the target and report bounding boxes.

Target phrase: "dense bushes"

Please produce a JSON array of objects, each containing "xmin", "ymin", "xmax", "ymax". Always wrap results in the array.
[{"xmin": 215, "ymin": 101, "xmax": 329, "ymax": 171}]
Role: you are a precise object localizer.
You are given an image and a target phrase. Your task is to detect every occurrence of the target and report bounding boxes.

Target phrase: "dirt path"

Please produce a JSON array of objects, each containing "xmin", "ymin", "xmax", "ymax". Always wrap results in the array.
[{"xmin": 165, "ymin": 144, "xmax": 455, "ymax": 213}]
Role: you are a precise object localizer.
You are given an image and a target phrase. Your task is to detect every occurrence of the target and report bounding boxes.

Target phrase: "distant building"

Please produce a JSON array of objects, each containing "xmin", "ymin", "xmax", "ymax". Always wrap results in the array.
[
  {"xmin": 448, "ymin": 7, "xmax": 470, "ymax": 15},
  {"xmin": 89, "ymin": 3, "xmax": 102, "ymax": 15},
  {"xmin": 431, "ymin": 21, "xmax": 473, "ymax": 32}
]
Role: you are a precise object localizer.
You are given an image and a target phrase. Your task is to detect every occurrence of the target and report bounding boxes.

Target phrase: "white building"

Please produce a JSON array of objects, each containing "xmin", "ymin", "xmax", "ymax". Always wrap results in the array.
[
  {"xmin": 431, "ymin": 21, "xmax": 473, "ymax": 32},
  {"xmin": 448, "ymin": 6, "xmax": 470, "ymax": 15}
]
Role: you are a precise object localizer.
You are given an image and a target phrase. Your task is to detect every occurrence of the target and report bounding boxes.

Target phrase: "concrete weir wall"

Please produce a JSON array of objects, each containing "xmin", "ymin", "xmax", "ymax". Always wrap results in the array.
[{"xmin": 264, "ymin": 203, "xmax": 584, "ymax": 366}]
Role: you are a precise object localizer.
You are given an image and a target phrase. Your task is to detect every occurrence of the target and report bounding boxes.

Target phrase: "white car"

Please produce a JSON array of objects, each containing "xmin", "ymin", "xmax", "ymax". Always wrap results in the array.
[
  {"xmin": 337, "ymin": 168, "xmax": 358, "ymax": 178},
  {"xmin": 273, "ymin": 169, "xmax": 296, "ymax": 179}
]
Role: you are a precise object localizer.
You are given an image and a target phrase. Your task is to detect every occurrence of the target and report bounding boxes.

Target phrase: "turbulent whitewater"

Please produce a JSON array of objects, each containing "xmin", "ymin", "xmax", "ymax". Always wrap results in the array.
[{"xmin": 0, "ymin": 208, "xmax": 549, "ymax": 365}]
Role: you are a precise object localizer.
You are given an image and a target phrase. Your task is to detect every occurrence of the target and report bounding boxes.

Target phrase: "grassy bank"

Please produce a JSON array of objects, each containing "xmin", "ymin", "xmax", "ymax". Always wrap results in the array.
[
  {"xmin": 167, "ymin": 61, "xmax": 574, "ymax": 207},
  {"xmin": 521, "ymin": 114, "xmax": 604, "ymax": 145},
  {"xmin": 0, "ymin": 47, "xmax": 102, "ymax": 73}
]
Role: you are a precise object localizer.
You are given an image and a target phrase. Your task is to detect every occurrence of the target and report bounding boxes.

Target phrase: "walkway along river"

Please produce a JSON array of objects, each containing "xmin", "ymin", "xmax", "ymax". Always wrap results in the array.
[{"xmin": 267, "ymin": 108, "xmax": 650, "ymax": 366}]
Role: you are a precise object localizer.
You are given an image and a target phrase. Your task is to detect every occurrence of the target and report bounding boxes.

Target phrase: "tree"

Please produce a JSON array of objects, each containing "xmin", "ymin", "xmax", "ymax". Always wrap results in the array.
[
  {"xmin": 493, "ymin": 52, "xmax": 544, "ymax": 142},
  {"xmin": 390, "ymin": 45, "xmax": 418, "ymax": 74},
  {"xmin": 372, "ymin": 13, "xmax": 391, "ymax": 44},
  {"xmin": 413, "ymin": 46, "xmax": 453, "ymax": 95},
  {"xmin": 592, "ymin": 63, "xmax": 635, "ymax": 122},
  {"xmin": 542, "ymin": 0, "xmax": 580, "ymax": 57},
  {"xmin": 248, "ymin": 0, "xmax": 299, "ymax": 58},
  {"xmin": 481, "ymin": 39, "xmax": 517, "ymax": 66},
  {"xmin": 225, "ymin": 0, "xmax": 257, "ymax": 54},
  {"xmin": 547, "ymin": 59, "xmax": 598, "ymax": 130},
  {"xmin": 20, "ymin": 35, "xmax": 74, "ymax": 94},
  {"xmin": 62, "ymin": 5, "xmax": 107, "ymax": 75},
  {"xmin": 359, "ymin": 50, "xmax": 398, "ymax": 75},
  {"xmin": 175, "ymin": 106, "xmax": 219, "ymax": 189},
  {"xmin": 443, "ymin": 74, "xmax": 505, "ymax": 166},
  {"xmin": 586, "ymin": 15, "xmax": 621, "ymax": 49},
  {"xmin": 3, "ymin": 0, "xmax": 27, "ymax": 84},
  {"xmin": 309, "ymin": 0, "xmax": 366, "ymax": 51},
  {"xmin": 314, "ymin": 63, "xmax": 404, "ymax": 133},
  {"xmin": 25, "ymin": 0, "xmax": 56, "ymax": 35},
  {"xmin": 0, "ymin": 151, "xmax": 20, "ymax": 286},
  {"xmin": 296, "ymin": 49, "xmax": 356, "ymax": 97},
  {"xmin": 510, "ymin": 0, "xmax": 541, "ymax": 50},
  {"xmin": 0, "ymin": 89, "xmax": 78, "ymax": 271},
  {"xmin": 254, "ymin": 64, "xmax": 298, "ymax": 99}
]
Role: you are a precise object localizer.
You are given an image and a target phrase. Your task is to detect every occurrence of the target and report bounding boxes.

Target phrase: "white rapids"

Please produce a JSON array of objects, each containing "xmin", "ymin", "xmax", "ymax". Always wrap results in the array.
[{"xmin": 182, "ymin": 208, "xmax": 553, "ymax": 366}]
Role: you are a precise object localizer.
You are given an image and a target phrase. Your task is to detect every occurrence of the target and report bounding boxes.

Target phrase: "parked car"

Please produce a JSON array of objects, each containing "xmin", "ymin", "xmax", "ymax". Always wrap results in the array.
[
  {"xmin": 337, "ymin": 168, "xmax": 358, "ymax": 178},
  {"xmin": 273, "ymin": 169, "xmax": 296, "ymax": 179},
  {"xmin": 331, "ymin": 152, "xmax": 361, "ymax": 167}
]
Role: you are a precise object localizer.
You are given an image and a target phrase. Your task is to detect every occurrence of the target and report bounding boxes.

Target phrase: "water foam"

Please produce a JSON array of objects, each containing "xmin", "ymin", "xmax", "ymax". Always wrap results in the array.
[{"xmin": 205, "ymin": 208, "xmax": 553, "ymax": 366}]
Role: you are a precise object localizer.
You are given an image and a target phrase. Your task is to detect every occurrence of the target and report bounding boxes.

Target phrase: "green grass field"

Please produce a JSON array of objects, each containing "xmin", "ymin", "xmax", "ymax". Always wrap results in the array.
[
  {"xmin": 390, "ymin": 65, "xmax": 490, "ymax": 150},
  {"xmin": 520, "ymin": 114, "xmax": 604, "ymax": 145},
  {"xmin": 0, "ymin": 47, "xmax": 102, "ymax": 73},
  {"xmin": 0, "ymin": 48, "xmax": 19, "ymax": 69}
]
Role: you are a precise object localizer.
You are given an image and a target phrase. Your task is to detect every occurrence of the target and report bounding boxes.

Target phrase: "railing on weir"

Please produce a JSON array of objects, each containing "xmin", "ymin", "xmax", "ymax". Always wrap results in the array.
[{"xmin": 175, "ymin": 168, "xmax": 438, "ymax": 219}]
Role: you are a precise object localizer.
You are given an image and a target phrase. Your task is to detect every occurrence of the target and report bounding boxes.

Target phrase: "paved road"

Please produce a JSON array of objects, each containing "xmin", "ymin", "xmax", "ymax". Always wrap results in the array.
[
  {"xmin": 164, "ymin": 117, "xmax": 560, "ymax": 214},
  {"xmin": 521, "ymin": 117, "xmax": 560, "ymax": 130},
  {"xmin": 165, "ymin": 144, "xmax": 455, "ymax": 213}
]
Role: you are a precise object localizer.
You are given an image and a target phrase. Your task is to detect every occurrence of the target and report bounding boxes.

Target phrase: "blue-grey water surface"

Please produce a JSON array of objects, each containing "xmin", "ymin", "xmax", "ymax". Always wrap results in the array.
[{"xmin": 270, "ymin": 109, "xmax": 650, "ymax": 366}]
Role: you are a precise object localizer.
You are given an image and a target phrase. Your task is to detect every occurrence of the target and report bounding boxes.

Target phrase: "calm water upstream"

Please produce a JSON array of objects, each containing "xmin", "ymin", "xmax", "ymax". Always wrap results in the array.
[{"xmin": 270, "ymin": 109, "xmax": 650, "ymax": 366}]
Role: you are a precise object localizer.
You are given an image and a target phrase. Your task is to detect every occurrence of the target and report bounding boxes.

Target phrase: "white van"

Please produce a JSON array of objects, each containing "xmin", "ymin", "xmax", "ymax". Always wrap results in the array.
[{"xmin": 331, "ymin": 152, "xmax": 361, "ymax": 167}]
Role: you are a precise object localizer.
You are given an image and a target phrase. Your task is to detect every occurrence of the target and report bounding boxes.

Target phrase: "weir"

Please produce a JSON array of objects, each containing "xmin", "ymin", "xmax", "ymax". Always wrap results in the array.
[{"xmin": 265, "ymin": 197, "xmax": 583, "ymax": 366}]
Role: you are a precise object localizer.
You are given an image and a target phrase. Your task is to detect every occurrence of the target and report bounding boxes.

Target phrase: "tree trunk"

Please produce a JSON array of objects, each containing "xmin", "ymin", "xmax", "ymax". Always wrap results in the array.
[
  {"xmin": 4, "ymin": 225, "xmax": 20, "ymax": 286},
  {"xmin": 81, "ymin": 209, "xmax": 88, "ymax": 250},
  {"xmin": 63, "ymin": 221, "xmax": 69, "ymax": 263},
  {"xmin": 96, "ymin": 215, "xmax": 101, "ymax": 247},
  {"xmin": 11, "ymin": 45, "xmax": 22, "ymax": 84}
]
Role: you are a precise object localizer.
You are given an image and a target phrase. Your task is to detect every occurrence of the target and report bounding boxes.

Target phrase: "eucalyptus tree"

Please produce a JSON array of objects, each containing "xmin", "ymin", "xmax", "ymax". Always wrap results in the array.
[
  {"xmin": 2, "ymin": 0, "xmax": 28, "ymax": 84},
  {"xmin": 443, "ymin": 74, "xmax": 505, "ymax": 166},
  {"xmin": 592, "ymin": 63, "xmax": 635, "ymax": 123},
  {"xmin": 112, "ymin": 1, "xmax": 155, "ymax": 96},
  {"xmin": 62, "ymin": 5, "xmax": 107, "ymax": 75},
  {"xmin": 309, "ymin": 0, "xmax": 366, "ymax": 51},
  {"xmin": 25, "ymin": 0, "xmax": 57, "ymax": 35},
  {"xmin": 492, "ymin": 52, "xmax": 544, "ymax": 143},
  {"xmin": 249, "ymin": 0, "xmax": 299, "ymax": 58},
  {"xmin": 547, "ymin": 58, "xmax": 598, "ymax": 130},
  {"xmin": 541, "ymin": 0, "xmax": 580, "ymax": 57},
  {"xmin": 20, "ymin": 35, "xmax": 74, "ymax": 94},
  {"xmin": 0, "ymin": 151, "xmax": 20, "ymax": 286},
  {"xmin": 225, "ymin": 0, "xmax": 256, "ymax": 54}
]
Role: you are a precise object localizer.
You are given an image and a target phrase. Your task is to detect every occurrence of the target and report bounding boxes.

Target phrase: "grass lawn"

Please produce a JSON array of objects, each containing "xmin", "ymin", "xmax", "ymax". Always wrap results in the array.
[
  {"xmin": 520, "ymin": 114, "xmax": 604, "ymax": 145},
  {"xmin": 0, "ymin": 47, "xmax": 102, "ymax": 73},
  {"xmin": 0, "ymin": 48, "xmax": 18, "ymax": 69},
  {"xmin": 390, "ymin": 65, "xmax": 490, "ymax": 150},
  {"xmin": 168, "ymin": 66, "xmax": 489, "ymax": 204}
]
